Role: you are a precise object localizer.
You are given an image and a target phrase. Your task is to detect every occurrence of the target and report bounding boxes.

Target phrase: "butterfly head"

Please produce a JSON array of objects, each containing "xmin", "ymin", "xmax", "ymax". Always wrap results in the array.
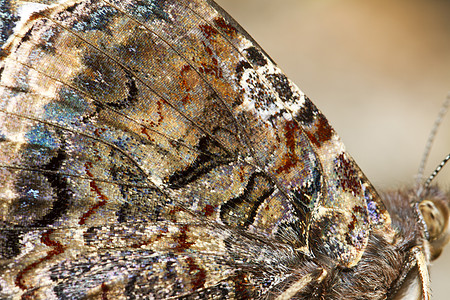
[
  {"xmin": 417, "ymin": 185, "xmax": 450, "ymax": 260},
  {"xmin": 414, "ymin": 152, "xmax": 450, "ymax": 260}
]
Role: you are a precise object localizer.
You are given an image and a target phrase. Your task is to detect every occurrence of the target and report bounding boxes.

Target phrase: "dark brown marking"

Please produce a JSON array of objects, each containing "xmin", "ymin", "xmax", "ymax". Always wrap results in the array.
[
  {"xmin": 199, "ymin": 61, "xmax": 223, "ymax": 78},
  {"xmin": 180, "ymin": 64, "xmax": 192, "ymax": 92},
  {"xmin": 353, "ymin": 205, "xmax": 365, "ymax": 215},
  {"xmin": 167, "ymin": 136, "xmax": 233, "ymax": 188},
  {"xmin": 173, "ymin": 225, "xmax": 195, "ymax": 252},
  {"xmin": 276, "ymin": 120, "xmax": 300, "ymax": 174},
  {"xmin": 347, "ymin": 206, "xmax": 365, "ymax": 238},
  {"xmin": 203, "ymin": 204, "xmax": 216, "ymax": 217},
  {"xmin": 94, "ymin": 128, "xmax": 106, "ymax": 137},
  {"xmin": 203, "ymin": 42, "xmax": 213, "ymax": 56},
  {"xmin": 348, "ymin": 213, "xmax": 358, "ymax": 232},
  {"xmin": 0, "ymin": 46, "xmax": 11, "ymax": 59},
  {"xmin": 181, "ymin": 95, "xmax": 190, "ymax": 104},
  {"xmin": 199, "ymin": 23, "xmax": 218, "ymax": 39},
  {"xmin": 140, "ymin": 127, "xmax": 154, "ymax": 142},
  {"xmin": 101, "ymin": 282, "xmax": 109, "ymax": 300},
  {"xmin": 140, "ymin": 100, "xmax": 163, "ymax": 132},
  {"xmin": 185, "ymin": 256, "xmax": 206, "ymax": 291},
  {"xmin": 295, "ymin": 97, "xmax": 317, "ymax": 125},
  {"xmin": 18, "ymin": 26, "xmax": 33, "ymax": 44},
  {"xmin": 28, "ymin": 11, "xmax": 43, "ymax": 22},
  {"xmin": 79, "ymin": 162, "xmax": 108, "ymax": 225},
  {"xmin": 155, "ymin": 100, "xmax": 164, "ymax": 125},
  {"xmin": 106, "ymin": 72, "xmax": 138, "ymax": 109},
  {"xmin": 233, "ymin": 272, "xmax": 253, "ymax": 298},
  {"xmin": 214, "ymin": 17, "xmax": 237, "ymax": 36},
  {"xmin": 220, "ymin": 172, "xmax": 274, "ymax": 228},
  {"xmin": 65, "ymin": 3, "xmax": 79, "ymax": 13},
  {"xmin": 84, "ymin": 161, "xmax": 94, "ymax": 177},
  {"xmin": 192, "ymin": 40, "xmax": 223, "ymax": 79},
  {"xmin": 244, "ymin": 46, "xmax": 267, "ymax": 67},
  {"xmin": 167, "ymin": 206, "xmax": 183, "ymax": 222},
  {"xmin": 34, "ymin": 146, "xmax": 72, "ymax": 227},
  {"xmin": 344, "ymin": 205, "xmax": 367, "ymax": 250},
  {"xmin": 238, "ymin": 165, "xmax": 246, "ymax": 182},
  {"xmin": 334, "ymin": 153, "xmax": 360, "ymax": 196},
  {"xmin": 305, "ymin": 114, "xmax": 334, "ymax": 148},
  {"xmin": 78, "ymin": 182, "xmax": 107, "ymax": 225},
  {"xmin": 235, "ymin": 61, "xmax": 252, "ymax": 78},
  {"xmin": 267, "ymin": 73, "xmax": 292, "ymax": 102}
]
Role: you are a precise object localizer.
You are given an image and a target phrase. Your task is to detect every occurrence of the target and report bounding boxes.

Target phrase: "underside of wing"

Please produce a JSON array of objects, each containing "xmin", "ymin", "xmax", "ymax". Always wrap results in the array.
[{"xmin": 0, "ymin": 0, "xmax": 390, "ymax": 298}]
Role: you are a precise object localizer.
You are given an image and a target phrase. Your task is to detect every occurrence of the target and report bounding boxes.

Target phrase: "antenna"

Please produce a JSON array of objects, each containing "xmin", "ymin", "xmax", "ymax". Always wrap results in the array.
[
  {"xmin": 424, "ymin": 153, "xmax": 450, "ymax": 189},
  {"xmin": 416, "ymin": 93, "xmax": 450, "ymax": 184}
]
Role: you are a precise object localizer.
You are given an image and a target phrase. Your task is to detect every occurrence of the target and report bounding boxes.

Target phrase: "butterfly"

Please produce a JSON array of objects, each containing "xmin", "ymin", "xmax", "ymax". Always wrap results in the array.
[{"xmin": 0, "ymin": 0, "xmax": 449, "ymax": 299}]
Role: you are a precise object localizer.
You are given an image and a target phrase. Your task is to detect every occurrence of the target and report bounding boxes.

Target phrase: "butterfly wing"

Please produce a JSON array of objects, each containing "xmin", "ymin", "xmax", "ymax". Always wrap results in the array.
[{"xmin": 0, "ymin": 0, "xmax": 390, "ymax": 298}]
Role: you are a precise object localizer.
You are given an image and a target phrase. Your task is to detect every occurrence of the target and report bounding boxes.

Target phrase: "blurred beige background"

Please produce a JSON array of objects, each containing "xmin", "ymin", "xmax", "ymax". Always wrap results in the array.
[{"xmin": 215, "ymin": 0, "xmax": 450, "ymax": 298}]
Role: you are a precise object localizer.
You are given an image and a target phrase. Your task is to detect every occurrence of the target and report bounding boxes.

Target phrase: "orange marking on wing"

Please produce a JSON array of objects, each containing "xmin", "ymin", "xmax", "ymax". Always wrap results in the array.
[
  {"xmin": 79, "ymin": 162, "xmax": 108, "ymax": 225},
  {"xmin": 15, "ymin": 229, "xmax": 65, "ymax": 291},
  {"xmin": 276, "ymin": 120, "xmax": 300, "ymax": 174},
  {"xmin": 305, "ymin": 114, "xmax": 333, "ymax": 148},
  {"xmin": 214, "ymin": 17, "xmax": 237, "ymax": 36},
  {"xmin": 185, "ymin": 256, "xmax": 206, "ymax": 291}
]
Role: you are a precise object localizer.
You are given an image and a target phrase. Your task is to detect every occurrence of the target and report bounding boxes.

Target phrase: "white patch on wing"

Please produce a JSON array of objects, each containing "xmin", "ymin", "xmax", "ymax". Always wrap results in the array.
[
  {"xmin": 239, "ymin": 68, "xmax": 282, "ymax": 121},
  {"xmin": 3, "ymin": 2, "xmax": 49, "ymax": 47},
  {"xmin": 256, "ymin": 64, "xmax": 307, "ymax": 110}
]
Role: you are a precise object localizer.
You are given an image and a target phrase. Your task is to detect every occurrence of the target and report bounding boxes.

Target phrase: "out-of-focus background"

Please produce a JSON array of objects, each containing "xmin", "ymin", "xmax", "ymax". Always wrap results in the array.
[{"xmin": 215, "ymin": 0, "xmax": 450, "ymax": 297}]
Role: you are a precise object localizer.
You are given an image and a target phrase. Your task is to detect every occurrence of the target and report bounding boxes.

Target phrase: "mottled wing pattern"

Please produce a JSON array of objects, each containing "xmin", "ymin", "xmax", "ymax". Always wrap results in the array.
[
  {"xmin": 0, "ymin": 1, "xmax": 17, "ymax": 47},
  {"xmin": 0, "ymin": 0, "xmax": 390, "ymax": 298}
]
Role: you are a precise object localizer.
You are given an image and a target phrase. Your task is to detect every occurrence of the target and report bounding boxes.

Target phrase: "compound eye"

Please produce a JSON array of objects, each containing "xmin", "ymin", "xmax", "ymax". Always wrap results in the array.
[{"xmin": 419, "ymin": 200, "xmax": 445, "ymax": 240}]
